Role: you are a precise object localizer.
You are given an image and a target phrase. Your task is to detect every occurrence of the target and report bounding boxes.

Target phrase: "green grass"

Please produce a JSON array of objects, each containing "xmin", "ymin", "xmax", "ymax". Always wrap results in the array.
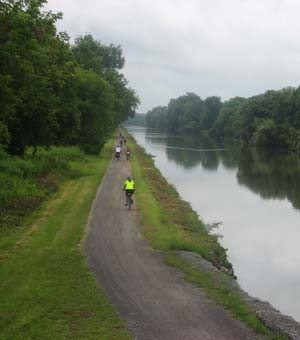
[
  {"xmin": 127, "ymin": 132, "xmax": 287, "ymax": 340},
  {"xmin": 0, "ymin": 146, "xmax": 87, "ymax": 231},
  {"xmin": 0, "ymin": 139, "xmax": 132, "ymax": 340}
]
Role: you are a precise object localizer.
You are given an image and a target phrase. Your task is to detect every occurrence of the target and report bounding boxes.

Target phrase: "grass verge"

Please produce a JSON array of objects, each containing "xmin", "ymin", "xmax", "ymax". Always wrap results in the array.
[
  {"xmin": 127, "ymin": 132, "xmax": 287, "ymax": 340},
  {"xmin": 0, "ymin": 139, "xmax": 132, "ymax": 340}
]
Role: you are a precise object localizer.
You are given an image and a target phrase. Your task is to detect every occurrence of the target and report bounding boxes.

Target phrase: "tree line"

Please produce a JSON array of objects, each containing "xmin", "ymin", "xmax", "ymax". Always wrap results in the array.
[
  {"xmin": 146, "ymin": 88, "xmax": 300, "ymax": 152},
  {"xmin": 0, "ymin": 0, "xmax": 139, "ymax": 156},
  {"xmin": 125, "ymin": 113, "xmax": 146, "ymax": 126}
]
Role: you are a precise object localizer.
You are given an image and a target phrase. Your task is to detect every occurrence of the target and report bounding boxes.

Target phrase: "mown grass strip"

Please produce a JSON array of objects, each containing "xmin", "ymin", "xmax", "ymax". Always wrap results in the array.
[
  {"xmin": 127, "ymin": 133, "xmax": 230, "ymax": 269},
  {"xmin": 127, "ymin": 131, "xmax": 287, "ymax": 340},
  {"xmin": 0, "ymin": 139, "xmax": 132, "ymax": 340}
]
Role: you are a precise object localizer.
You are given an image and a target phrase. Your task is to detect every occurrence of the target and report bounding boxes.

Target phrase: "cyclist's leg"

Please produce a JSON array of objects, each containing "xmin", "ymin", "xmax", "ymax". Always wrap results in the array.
[
  {"xmin": 125, "ymin": 191, "xmax": 130, "ymax": 206},
  {"xmin": 125, "ymin": 190, "xmax": 133, "ymax": 207}
]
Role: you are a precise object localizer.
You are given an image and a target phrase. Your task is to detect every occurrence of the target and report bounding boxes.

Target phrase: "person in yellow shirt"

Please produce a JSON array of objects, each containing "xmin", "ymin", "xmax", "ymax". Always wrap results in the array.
[{"xmin": 123, "ymin": 176, "xmax": 135, "ymax": 206}]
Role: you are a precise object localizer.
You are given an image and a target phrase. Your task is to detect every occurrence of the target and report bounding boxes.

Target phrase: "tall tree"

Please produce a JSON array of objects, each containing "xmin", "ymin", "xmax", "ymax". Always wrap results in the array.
[
  {"xmin": 0, "ymin": 0, "xmax": 80, "ymax": 154},
  {"xmin": 146, "ymin": 106, "xmax": 168, "ymax": 128},
  {"xmin": 75, "ymin": 67, "xmax": 114, "ymax": 154},
  {"xmin": 72, "ymin": 34, "xmax": 125, "ymax": 74},
  {"xmin": 202, "ymin": 96, "xmax": 222, "ymax": 130},
  {"xmin": 72, "ymin": 34, "xmax": 139, "ymax": 153}
]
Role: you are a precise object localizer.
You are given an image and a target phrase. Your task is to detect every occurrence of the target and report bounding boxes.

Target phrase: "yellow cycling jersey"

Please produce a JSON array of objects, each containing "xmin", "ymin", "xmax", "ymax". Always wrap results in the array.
[{"xmin": 124, "ymin": 179, "xmax": 135, "ymax": 190}]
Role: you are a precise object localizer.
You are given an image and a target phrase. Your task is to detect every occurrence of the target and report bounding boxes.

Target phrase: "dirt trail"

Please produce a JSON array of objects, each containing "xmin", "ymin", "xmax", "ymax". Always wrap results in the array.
[{"xmin": 85, "ymin": 146, "xmax": 262, "ymax": 340}]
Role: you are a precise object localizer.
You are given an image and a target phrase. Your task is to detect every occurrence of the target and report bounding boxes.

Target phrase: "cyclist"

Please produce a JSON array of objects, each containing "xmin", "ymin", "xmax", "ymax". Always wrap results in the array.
[
  {"xmin": 115, "ymin": 144, "xmax": 121, "ymax": 160},
  {"xmin": 123, "ymin": 176, "xmax": 135, "ymax": 206},
  {"xmin": 125, "ymin": 146, "xmax": 131, "ymax": 161}
]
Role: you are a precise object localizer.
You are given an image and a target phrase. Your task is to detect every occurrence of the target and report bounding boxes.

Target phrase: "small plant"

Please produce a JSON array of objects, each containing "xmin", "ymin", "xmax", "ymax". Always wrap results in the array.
[{"xmin": 205, "ymin": 221, "xmax": 223, "ymax": 240}]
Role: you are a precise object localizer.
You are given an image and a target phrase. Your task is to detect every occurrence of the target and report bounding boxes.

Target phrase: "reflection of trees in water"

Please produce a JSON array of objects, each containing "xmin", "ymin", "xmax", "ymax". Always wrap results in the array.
[
  {"xmin": 237, "ymin": 148, "xmax": 300, "ymax": 209},
  {"xmin": 163, "ymin": 134, "xmax": 241, "ymax": 170},
  {"xmin": 217, "ymin": 143, "xmax": 240, "ymax": 170},
  {"xmin": 166, "ymin": 147, "xmax": 220, "ymax": 169},
  {"xmin": 146, "ymin": 131, "xmax": 300, "ymax": 209},
  {"xmin": 165, "ymin": 135, "xmax": 220, "ymax": 169}
]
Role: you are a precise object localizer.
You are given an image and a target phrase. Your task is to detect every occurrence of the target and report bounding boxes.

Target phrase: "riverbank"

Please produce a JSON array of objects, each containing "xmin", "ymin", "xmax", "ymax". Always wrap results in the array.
[
  {"xmin": 176, "ymin": 252, "xmax": 300, "ymax": 340},
  {"xmin": 0, "ymin": 140, "xmax": 131, "ymax": 340},
  {"xmin": 127, "ymin": 131, "xmax": 300, "ymax": 339}
]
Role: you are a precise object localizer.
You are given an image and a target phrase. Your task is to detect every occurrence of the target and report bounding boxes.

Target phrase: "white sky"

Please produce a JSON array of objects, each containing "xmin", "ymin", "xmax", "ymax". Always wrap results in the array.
[{"xmin": 45, "ymin": 0, "xmax": 300, "ymax": 112}]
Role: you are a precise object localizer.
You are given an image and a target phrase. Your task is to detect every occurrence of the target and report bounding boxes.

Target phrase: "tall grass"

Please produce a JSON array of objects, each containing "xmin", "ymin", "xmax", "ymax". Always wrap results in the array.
[{"xmin": 0, "ymin": 146, "xmax": 86, "ymax": 230}]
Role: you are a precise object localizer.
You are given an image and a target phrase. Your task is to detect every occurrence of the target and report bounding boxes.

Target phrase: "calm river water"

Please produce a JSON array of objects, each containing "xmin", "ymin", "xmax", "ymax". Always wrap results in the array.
[{"xmin": 127, "ymin": 126, "xmax": 300, "ymax": 322}]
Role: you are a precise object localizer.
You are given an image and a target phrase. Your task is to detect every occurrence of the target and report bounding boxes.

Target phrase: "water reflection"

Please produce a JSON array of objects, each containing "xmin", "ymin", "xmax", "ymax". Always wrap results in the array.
[
  {"xmin": 149, "ymin": 132, "xmax": 300, "ymax": 210},
  {"xmin": 237, "ymin": 148, "xmax": 300, "ymax": 210},
  {"xmin": 167, "ymin": 138, "xmax": 220, "ymax": 170},
  {"xmin": 146, "ymin": 133, "xmax": 221, "ymax": 170}
]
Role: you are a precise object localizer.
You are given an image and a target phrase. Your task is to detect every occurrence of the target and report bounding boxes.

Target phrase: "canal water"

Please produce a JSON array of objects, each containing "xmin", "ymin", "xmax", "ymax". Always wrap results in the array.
[{"xmin": 127, "ymin": 126, "xmax": 300, "ymax": 322}]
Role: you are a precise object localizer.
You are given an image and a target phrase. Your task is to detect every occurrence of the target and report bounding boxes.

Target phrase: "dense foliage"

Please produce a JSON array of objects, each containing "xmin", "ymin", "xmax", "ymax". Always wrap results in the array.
[
  {"xmin": 146, "ymin": 88, "xmax": 300, "ymax": 152},
  {"xmin": 0, "ymin": 0, "xmax": 139, "ymax": 155}
]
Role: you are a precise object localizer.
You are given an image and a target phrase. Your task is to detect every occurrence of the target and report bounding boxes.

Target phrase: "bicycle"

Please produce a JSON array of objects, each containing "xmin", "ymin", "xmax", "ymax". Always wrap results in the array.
[{"xmin": 125, "ymin": 191, "xmax": 134, "ymax": 210}]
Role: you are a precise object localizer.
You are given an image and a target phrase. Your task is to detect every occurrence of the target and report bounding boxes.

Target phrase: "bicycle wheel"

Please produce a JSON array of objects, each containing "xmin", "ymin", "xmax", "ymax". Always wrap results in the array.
[{"xmin": 126, "ymin": 194, "xmax": 132, "ymax": 210}]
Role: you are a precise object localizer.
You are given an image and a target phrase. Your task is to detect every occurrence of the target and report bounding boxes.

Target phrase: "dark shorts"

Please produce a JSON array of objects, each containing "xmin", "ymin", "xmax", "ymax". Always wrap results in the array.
[{"xmin": 125, "ymin": 189, "xmax": 134, "ymax": 196}]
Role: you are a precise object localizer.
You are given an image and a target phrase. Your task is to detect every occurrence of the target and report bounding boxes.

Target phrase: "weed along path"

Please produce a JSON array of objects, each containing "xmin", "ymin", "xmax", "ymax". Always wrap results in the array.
[{"xmin": 85, "ymin": 146, "xmax": 262, "ymax": 340}]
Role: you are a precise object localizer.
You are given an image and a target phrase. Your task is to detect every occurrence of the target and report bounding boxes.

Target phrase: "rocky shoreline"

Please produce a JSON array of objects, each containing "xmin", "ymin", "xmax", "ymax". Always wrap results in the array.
[{"xmin": 178, "ymin": 251, "xmax": 300, "ymax": 340}]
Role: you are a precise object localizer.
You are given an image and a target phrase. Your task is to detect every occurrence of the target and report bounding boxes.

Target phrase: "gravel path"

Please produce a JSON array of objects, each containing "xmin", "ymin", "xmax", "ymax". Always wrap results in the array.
[{"xmin": 84, "ymin": 147, "xmax": 262, "ymax": 340}]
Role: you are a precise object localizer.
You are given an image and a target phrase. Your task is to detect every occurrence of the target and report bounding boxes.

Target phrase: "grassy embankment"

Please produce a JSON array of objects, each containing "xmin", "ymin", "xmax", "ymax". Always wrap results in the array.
[
  {"xmin": 0, "ymin": 142, "xmax": 132, "ymax": 340},
  {"xmin": 127, "ymin": 132, "xmax": 287, "ymax": 340}
]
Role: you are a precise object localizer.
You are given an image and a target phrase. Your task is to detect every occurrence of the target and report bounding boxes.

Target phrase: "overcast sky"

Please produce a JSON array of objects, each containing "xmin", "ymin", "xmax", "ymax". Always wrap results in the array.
[{"xmin": 46, "ymin": 0, "xmax": 300, "ymax": 112}]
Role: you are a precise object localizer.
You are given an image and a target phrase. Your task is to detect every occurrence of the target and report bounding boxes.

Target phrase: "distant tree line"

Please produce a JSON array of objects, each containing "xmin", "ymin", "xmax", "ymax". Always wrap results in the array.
[
  {"xmin": 0, "ymin": 0, "xmax": 139, "ymax": 155},
  {"xmin": 145, "ymin": 89, "xmax": 300, "ymax": 152},
  {"xmin": 125, "ymin": 113, "xmax": 146, "ymax": 126}
]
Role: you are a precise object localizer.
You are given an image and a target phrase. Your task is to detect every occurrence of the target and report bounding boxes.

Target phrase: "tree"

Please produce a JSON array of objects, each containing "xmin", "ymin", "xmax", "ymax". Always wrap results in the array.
[
  {"xmin": 0, "ymin": 4, "xmax": 139, "ymax": 156},
  {"xmin": 146, "ymin": 106, "xmax": 168, "ymax": 128},
  {"xmin": 211, "ymin": 97, "xmax": 245, "ymax": 139},
  {"xmin": 0, "ymin": 0, "xmax": 80, "ymax": 155},
  {"xmin": 72, "ymin": 35, "xmax": 139, "ymax": 153},
  {"xmin": 75, "ymin": 67, "xmax": 114, "ymax": 154},
  {"xmin": 72, "ymin": 35, "xmax": 125, "ymax": 74},
  {"xmin": 202, "ymin": 96, "xmax": 222, "ymax": 130},
  {"xmin": 250, "ymin": 118, "xmax": 280, "ymax": 146},
  {"xmin": 167, "ymin": 93, "xmax": 205, "ymax": 133}
]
